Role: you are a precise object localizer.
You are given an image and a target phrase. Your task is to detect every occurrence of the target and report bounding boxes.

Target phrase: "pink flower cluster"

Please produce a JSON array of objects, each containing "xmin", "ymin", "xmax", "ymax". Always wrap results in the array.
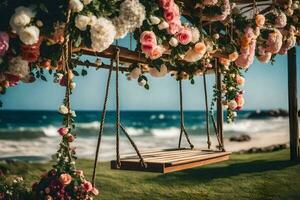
[
  {"xmin": 140, "ymin": 31, "xmax": 164, "ymax": 60},
  {"xmin": 159, "ymin": 0, "xmax": 182, "ymax": 35},
  {"xmin": 278, "ymin": 26, "xmax": 296, "ymax": 55},
  {"xmin": 32, "ymin": 169, "xmax": 99, "ymax": 200},
  {"xmin": 265, "ymin": 29, "xmax": 283, "ymax": 54},
  {"xmin": 0, "ymin": 32, "xmax": 9, "ymax": 57},
  {"xmin": 235, "ymin": 27, "xmax": 256, "ymax": 69}
]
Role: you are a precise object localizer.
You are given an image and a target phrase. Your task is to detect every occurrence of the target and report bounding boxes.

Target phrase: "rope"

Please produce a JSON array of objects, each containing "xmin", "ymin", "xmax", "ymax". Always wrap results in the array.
[
  {"xmin": 210, "ymin": 114, "xmax": 224, "ymax": 151},
  {"xmin": 91, "ymin": 59, "xmax": 113, "ymax": 186},
  {"xmin": 120, "ymin": 124, "xmax": 147, "ymax": 168},
  {"xmin": 178, "ymin": 80, "xmax": 194, "ymax": 149},
  {"xmin": 203, "ymin": 72, "xmax": 212, "ymax": 149},
  {"xmin": 115, "ymin": 47, "xmax": 121, "ymax": 168}
]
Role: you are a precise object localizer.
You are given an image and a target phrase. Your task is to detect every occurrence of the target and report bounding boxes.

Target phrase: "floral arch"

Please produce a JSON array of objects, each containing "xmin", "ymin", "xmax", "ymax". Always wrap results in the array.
[{"xmin": 0, "ymin": 0, "xmax": 299, "ymax": 199}]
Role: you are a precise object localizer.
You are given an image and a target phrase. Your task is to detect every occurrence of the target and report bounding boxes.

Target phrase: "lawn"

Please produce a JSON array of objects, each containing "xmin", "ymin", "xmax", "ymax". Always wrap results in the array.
[{"xmin": 1, "ymin": 149, "xmax": 300, "ymax": 200}]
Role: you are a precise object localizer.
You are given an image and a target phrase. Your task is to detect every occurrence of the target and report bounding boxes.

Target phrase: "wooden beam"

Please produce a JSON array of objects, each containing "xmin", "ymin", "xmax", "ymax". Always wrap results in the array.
[{"xmin": 288, "ymin": 47, "xmax": 300, "ymax": 161}]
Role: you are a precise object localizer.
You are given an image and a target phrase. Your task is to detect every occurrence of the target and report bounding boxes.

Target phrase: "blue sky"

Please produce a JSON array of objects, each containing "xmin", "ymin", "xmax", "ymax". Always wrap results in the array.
[{"xmin": 1, "ymin": 36, "xmax": 299, "ymax": 111}]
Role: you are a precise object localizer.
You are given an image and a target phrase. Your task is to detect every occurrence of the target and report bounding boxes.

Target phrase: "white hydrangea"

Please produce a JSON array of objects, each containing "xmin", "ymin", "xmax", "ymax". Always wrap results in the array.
[
  {"xmin": 90, "ymin": 17, "xmax": 116, "ymax": 52},
  {"xmin": 18, "ymin": 25, "xmax": 40, "ymax": 45},
  {"xmin": 8, "ymin": 56, "xmax": 29, "ymax": 78},
  {"xmin": 75, "ymin": 15, "xmax": 90, "ymax": 31},
  {"xmin": 9, "ymin": 6, "xmax": 35, "ymax": 32},
  {"xmin": 113, "ymin": 0, "xmax": 145, "ymax": 39},
  {"xmin": 69, "ymin": 0, "xmax": 84, "ymax": 13}
]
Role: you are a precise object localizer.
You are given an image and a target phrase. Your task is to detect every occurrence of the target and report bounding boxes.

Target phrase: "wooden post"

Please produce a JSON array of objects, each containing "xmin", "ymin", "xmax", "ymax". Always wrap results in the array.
[
  {"xmin": 288, "ymin": 47, "xmax": 300, "ymax": 161},
  {"xmin": 216, "ymin": 63, "xmax": 224, "ymax": 151}
]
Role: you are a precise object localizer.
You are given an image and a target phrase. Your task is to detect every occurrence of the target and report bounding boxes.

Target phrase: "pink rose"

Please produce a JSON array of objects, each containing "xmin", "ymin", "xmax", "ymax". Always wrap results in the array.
[
  {"xmin": 164, "ymin": 4, "xmax": 180, "ymax": 22},
  {"xmin": 59, "ymin": 173, "xmax": 72, "ymax": 185},
  {"xmin": 140, "ymin": 31, "xmax": 157, "ymax": 45},
  {"xmin": 141, "ymin": 43, "xmax": 155, "ymax": 55},
  {"xmin": 167, "ymin": 21, "xmax": 181, "ymax": 35},
  {"xmin": 81, "ymin": 181, "xmax": 93, "ymax": 192},
  {"xmin": 176, "ymin": 27, "xmax": 192, "ymax": 45},
  {"xmin": 149, "ymin": 45, "xmax": 164, "ymax": 60},
  {"xmin": 58, "ymin": 127, "xmax": 69, "ymax": 136},
  {"xmin": 159, "ymin": 0, "xmax": 174, "ymax": 10},
  {"xmin": 0, "ymin": 32, "xmax": 9, "ymax": 56},
  {"xmin": 235, "ymin": 94, "xmax": 245, "ymax": 109}
]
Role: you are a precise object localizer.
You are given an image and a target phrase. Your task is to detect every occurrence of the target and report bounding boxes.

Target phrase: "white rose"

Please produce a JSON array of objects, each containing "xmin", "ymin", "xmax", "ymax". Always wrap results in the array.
[
  {"xmin": 138, "ymin": 79, "xmax": 147, "ymax": 86},
  {"xmin": 18, "ymin": 25, "xmax": 40, "ymax": 45},
  {"xmin": 89, "ymin": 15, "xmax": 97, "ymax": 26},
  {"xmin": 70, "ymin": 82, "xmax": 76, "ymax": 90},
  {"xmin": 158, "ymin": 21, "xmax": 169, "ymax": 30},
  {"xmin": 191, "ymin": 27, "xmax": 200, "ymax": 43},
  {"xmin": 8, "ymin": 56, "xmax": 29, "ymax": 78},
  {"xmin": 149, "ymin": 16, "xmax": 160, "ymax": 25},
  {"xmin": 9, "ymin": 6, "xmax": 35, "ymax": 32},
  {"xmin": 59, "ymin": 105, "xmax": 69, "ymax": 115},
  {"xmin": 83, "ymin": 0, "xmax": 93, "ymax": 5},
  {"xmin": 69, "ymin": 0, "xmax": 84, "ymax": 13},
  {"xmin": 75, "ymin": 15, "xmax": 90, "ymax": 31},
  {"xmin": 169, "ymin": 37, "xmax": 178, "ymax": 47},
  {"xmin": 130, "ymin": 67, "xmax": 142, "ymax": 79}
]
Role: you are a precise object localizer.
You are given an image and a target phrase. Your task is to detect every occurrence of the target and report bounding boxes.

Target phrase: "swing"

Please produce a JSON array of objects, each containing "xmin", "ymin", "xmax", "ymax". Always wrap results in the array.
[{"xmin": 89, "ymin": 46, "xmax": 230, "ymax": 180}]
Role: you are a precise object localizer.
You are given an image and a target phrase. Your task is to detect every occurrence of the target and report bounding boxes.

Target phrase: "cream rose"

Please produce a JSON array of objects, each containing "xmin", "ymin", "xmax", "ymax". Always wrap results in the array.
[
  {"xmin": 69, "ymin": 0, "xmax": 84, "ymax": 13},
  {"xmin": 9, "ymin": 6, "xmax": 35, "ymax": 32},
  {"xmin": 19, "ymin": 26, "xmax": 40, "ymax": 45},
  {"xmin": 150, "ymin": 16, "xmax": 161, "ymax": 25},
  {"xmin": 75, "ymin": 15, "xmax": 90, "ymax": 31},
  {"xmin": 130, "ymin": 67, "xmax": 142, "ymax": 79}
]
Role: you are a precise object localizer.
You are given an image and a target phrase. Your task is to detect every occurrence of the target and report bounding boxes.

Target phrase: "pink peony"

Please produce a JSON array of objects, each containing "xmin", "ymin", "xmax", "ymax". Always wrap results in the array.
[
  {"xmin": 176, "ymin": 27, "xmax": 192, "ymax": 45},
  {"xmin": 58, "ymin": 127, "xmax": 69, "ymax": 136},
  {"xmin": 167, "ymin": 21, "xmax": 182, "ymax": 35},
  {"xmin": 235, "ymin": 94, "xmax": 245, "ymax": 109},
  {"xmin": 81, "ymin": 181, "xmax": 93, "ymax": 192},
  {"xmin": 159, "ymin": 0, "xmax": 174, "ymax": 10},
  {"xmin": 140, "ymin": 31, "xmax": 157, "ymax": 45},
  {"xmin": 265, "ymin": 29, "xmax": 283, "ymax": 54},
  {"xmin": 163, "ymin": 4, "xmax": 180, "ymax": 22},
  {"xmin": 0, "ymin": 32, "xmax": 9, "ymax": 56}
]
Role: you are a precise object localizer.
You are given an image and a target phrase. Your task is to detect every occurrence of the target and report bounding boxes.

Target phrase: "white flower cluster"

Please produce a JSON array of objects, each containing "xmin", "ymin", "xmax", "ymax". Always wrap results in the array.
[
  {"xmin": 8, "ymin": 56, "xmax": 30, "ymax": 78},
  {"xmin": 9, "ymin": 6, "xmax": 40, "ymax": 45},
  {"xmin": 90, "ymin": 17, "xmax": 116, "ymax": 52},
  {"xmin": 113, "ymin": 0, "xmax": 146, "ymax": 39}
]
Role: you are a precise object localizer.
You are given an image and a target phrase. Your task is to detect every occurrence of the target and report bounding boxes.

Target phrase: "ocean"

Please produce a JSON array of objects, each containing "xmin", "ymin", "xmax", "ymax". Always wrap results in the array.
[{"xmin": 0, "ymin": 110, "xmax": 289, "ymax": 162}]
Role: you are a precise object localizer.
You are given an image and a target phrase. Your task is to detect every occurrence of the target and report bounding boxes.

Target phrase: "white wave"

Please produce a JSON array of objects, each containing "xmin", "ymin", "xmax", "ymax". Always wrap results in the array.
[
  {"xmin": 150, "ymin": 115, "xmax": 156, "ymax": 120},
  {"xmin": 151, "ymin": 127, "xmax": 180, "ymax": 138},
  {"xmin": 42, "ymin": 126, "xmax": 59, "ymax": 137},
  {"xmin": 223, "ymin": 118, "xmax": 288, "ymax": 134},
  {"xmin": 158, "ymin": 114, "xmax": 165, "ymax": 119},
  {"xmin": 76, "ymin": 121, "xmax": 100, "ymax": 129},
  {"xmin": 124, "ymin": 127, "xmax": 144, "ymax": 136}
]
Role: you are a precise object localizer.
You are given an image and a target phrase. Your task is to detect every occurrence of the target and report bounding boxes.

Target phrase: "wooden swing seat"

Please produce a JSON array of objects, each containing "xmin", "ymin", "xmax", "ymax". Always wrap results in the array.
[{"xmin": 111, "ymin": 148, "xmax": 230, "ymax": 173}]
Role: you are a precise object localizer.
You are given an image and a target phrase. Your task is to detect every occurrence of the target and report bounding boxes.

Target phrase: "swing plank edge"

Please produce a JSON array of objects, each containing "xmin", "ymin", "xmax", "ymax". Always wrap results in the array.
[{"xmin": 110, "ymin": 149, "xmax": 231, "ymax": 173}]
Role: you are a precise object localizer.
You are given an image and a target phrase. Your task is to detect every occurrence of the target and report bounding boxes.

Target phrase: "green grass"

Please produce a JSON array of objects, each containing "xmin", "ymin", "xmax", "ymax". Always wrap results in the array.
[{"xmin": 1, "ymin": 149, "xmax": 300, "ymax": 200}]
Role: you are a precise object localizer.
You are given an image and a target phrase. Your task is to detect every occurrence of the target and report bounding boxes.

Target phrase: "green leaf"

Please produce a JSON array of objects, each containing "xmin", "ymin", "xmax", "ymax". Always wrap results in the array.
[
  {"xmin": 74, "ymin": 35, "xmax": 82, "ymax": 48},
  {"xmin": 41, "ymin": 75, "xmax": 47, "ymax": 82},
  {"xmin": 72, "ymin": 70, "xmax": 79, "ymax": 76},
  {"xmin": 39, "ymin": 3, "xmax": 49, "ymax": 13},
  {"xmin": 81, "ymin": 69, "xmax": 88, "ymax": 76},
  {"xmin": 144, "ymin": 84, "xmax": 150, "ymax": 90}
]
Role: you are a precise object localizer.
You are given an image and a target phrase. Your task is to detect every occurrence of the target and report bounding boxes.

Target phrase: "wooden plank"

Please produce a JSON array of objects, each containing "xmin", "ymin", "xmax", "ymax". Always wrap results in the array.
[
  {"xmin": 168, "ymin": 152, "xmax": 230, "ymax": 165},
  {"xmin": 111, "ymin": 160, "xmax": 165, "ymax": 173},
  {"xmin": 163, "ymin": 155, "xmax": 230, "ymax": 173},
  {"xmin": 288, "ymin": 47, "xmax": 300, "ymax": 161}
]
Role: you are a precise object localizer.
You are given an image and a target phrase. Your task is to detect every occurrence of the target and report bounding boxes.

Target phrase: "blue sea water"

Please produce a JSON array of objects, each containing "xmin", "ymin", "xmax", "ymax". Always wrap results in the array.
[
  {"xmin": 0, "ymin": 110, "xmax": 289, "ymax": 161},
  {"xmin": 0, "ymin": 110, "xmax": 251, "ymax": 139}
]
